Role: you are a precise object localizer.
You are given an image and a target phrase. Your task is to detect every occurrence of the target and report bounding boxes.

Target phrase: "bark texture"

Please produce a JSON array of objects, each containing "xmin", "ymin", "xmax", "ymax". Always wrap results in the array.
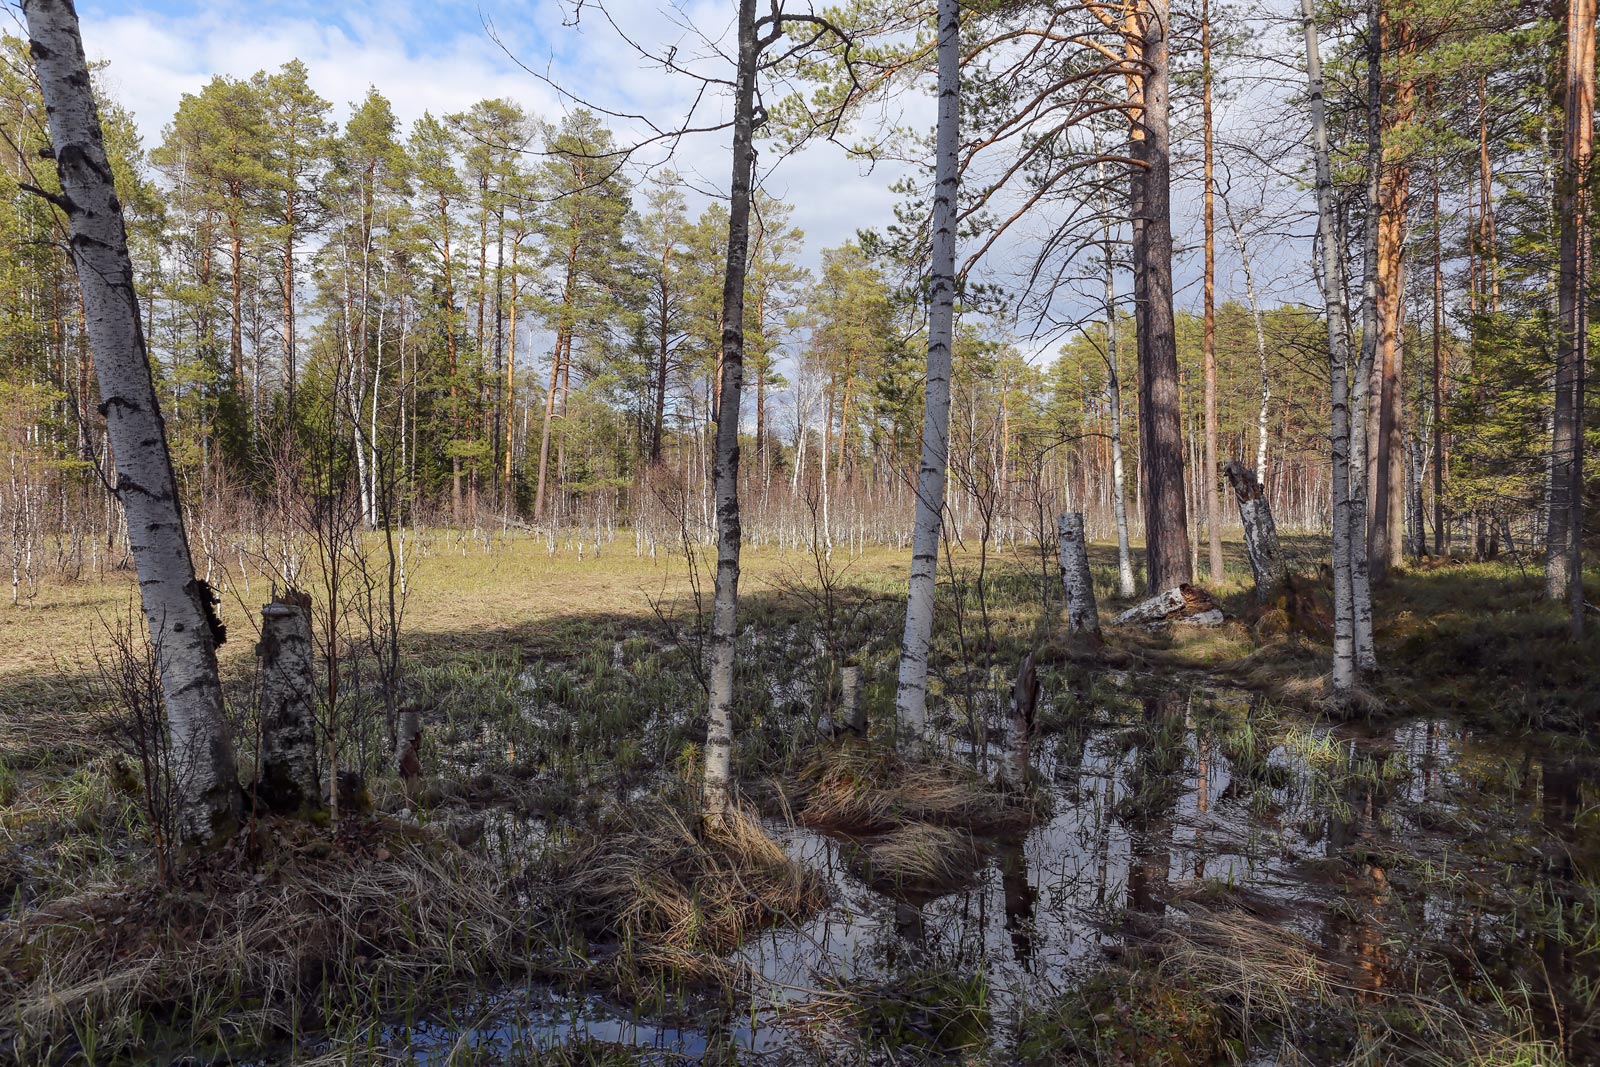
[
  {"xmin": 1200, "ymin": 0, "xmax": 1224, "ymax": 583},
  {"xmin": 702, "ymin": 0, "xmax": 760, "ymax": 816},
  {"xmin": 1303, "ymin": 0, "xmax": 1360, "ymax": 694},
  {"xmin": 1546, "ymin": 0, "xmax": 1593, "ymax": 636},
  {"xmin": 840, "ymin": 664, "xmax": 864, "ymax": 736},
  {"xmin": 257, "ymin": 592, "xmax": 319, "ymax": 812},
  {"xmin": 24, "ymin": 0, "xmax": 239, "ymax": 843},
  {"xmin": 1224, "ymin": 461, "xmax": 1287, "ymax": 603},
  {"xmin": 1057, "ymin": 513, "xmax": 1101, "ymax": 637},
  {"xmin": 1112, "ymin": 584, "xmax": 1218, "ymax": 627},
  {"xmin": 1133, "ymin": 0, "xmax": 1192, "ymax": 593},
  {"xmin": 894, "ymin": 0, "xmax": 960, "ymax": 742},
  {"xmin": 1001, "ymin": 653, "xmax": 1039, "ymax": 793}
]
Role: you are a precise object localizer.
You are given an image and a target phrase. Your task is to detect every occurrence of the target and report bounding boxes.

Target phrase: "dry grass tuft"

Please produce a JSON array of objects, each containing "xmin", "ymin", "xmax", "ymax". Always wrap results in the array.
[
  {"xmin": 856, "ymin": 823, "xmax": 984, "ymax": 898},
  {"xmin": 791, "ymin": 741, "xmax": 1035, "ymax": 838},
  {"xmin": 1151, "ymin": 900, "xmax": 1331, "ymax": 1021},
  {"xmin": 791, "ymin": 966, "xmax": 991, "ymax": 1056},
  {"xmin": 559, "ymin": 802, "xmax": 826, "ymax": 963},
  {"xmin": 0, "ymin": 815, "xmax": 533, "ymax": 1064}
]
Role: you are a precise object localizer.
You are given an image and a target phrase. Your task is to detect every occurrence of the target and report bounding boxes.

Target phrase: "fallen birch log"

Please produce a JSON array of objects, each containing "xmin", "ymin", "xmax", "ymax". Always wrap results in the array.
[{"xmin": 1112, "ymin": 584, "xmax": 1224, "ymax": 627}]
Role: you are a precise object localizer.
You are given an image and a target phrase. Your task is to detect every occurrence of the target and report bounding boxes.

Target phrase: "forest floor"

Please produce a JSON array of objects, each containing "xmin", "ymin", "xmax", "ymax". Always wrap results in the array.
[{"xmin": 1, "ymin": 531, "xmax": 1598, "ymax": 1066}]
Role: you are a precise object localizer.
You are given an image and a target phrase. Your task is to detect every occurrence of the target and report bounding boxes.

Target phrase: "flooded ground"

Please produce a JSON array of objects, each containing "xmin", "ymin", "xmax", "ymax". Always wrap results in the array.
[{"xmin": 370, "ymin": 664, "xmax": 1600, "ymax": 1065}]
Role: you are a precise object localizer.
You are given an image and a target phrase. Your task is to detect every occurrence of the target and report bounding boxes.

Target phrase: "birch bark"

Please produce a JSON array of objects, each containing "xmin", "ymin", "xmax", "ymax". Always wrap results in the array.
[
  {"xmin": 1302, "ymin": 0, "xmax": 1358, "ymax": 694},
  {"xmin": 1057, "ymin": 513, "xmax": 1101, "ymax": 637},
  {"xmin": 24, "ymin": 0, "xmax": 239, "ymax": 841},
  {"xmin": 702, "ymin": 0, "xmax": 760, "ymax": 816},
  {"xmin": 893, "ymin": 0, "xmax": 960, "ymax": 744}
]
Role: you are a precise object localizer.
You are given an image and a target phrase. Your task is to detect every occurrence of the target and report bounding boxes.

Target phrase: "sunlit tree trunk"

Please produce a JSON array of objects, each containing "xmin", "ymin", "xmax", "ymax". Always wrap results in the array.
[
  {"xmin": 1058, "ymin": 513, "xmax": 1101, "ymax": 636},
  {"xmin": 24, "ymin": 0, "xmax": 240, "ymax": 841},
  {"xmin": 1547, "ymin": 0, "xmax": 1593, "ymax": 636},
  {"xmin": 1200, "ymin": 0, "xmax": 1223, "ymax": 582},
  {"xmin": 1221, "ymin": 195, "xmax": 1272, "ymax": 486},
  {"xmin": 894, "ymin": 0, "xmax": 959, "ymax": 745},
  {"xmin": 1432, "ymin": 170, "xmax": 1448, "ymax": 557},
  {"xmin": 1134, "ymin": 0, "xmax": 1192, "ymax": 593},
  {"xmin": 702, "ymin": 0, "xmax": 760, "ymax": 817},
  {"xmin": 1302, "ymin": 0, "xmax": 1358, "ymax": 695},
  {"xmin": 1224, "ymin": 461, "xmax": 1286, "ymax": 603}
]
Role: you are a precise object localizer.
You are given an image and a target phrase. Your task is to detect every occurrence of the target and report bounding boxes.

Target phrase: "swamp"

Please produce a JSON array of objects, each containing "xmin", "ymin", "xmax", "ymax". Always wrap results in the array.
[
  {"xmin": 3, "ymin": 536, "xmax": 1597, "ymax": 1065},
  {"xmin": 3, "ymin": 0, "xmax": 1600, "ymax": 1062}
]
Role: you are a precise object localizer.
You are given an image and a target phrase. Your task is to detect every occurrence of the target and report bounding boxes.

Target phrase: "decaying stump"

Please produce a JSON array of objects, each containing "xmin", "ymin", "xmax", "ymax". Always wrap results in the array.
[
  {"xmin": 1001, "ymin": 653, "xmax": 1040, "ymax": 792},
  {"xmin": 1057, "ymin": 513, "xmax": 1101, "ymax": 638},
  {"xmin": 395, "ymin": 707, "xmax": 423, "ymax": 782},
  {"xmin": 840, "ymin": 664, "xmax": 865, "ymax": 736},
  {"xmin": 256, "ymin": 590, "xmax": 319, "ymax": 811},
  {"xmin": 1224, "ymin": 460, "xmax": 1287, "ymax": 602},
  {"xmin": 1112, "ymin": 584, "xmax": 1224, "ymax": 628}
]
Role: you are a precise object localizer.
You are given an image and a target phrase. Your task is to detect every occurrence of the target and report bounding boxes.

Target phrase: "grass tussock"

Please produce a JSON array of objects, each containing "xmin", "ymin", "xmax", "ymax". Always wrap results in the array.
[
  {"xmin": 559, "ymin": 802, "xmax": 826, "ymax": 964},
  {"xmin": 791, "ymin": 741, "xmax": 1036, "ymax": 838},
  {"xmin": 0, "ymin": 815, "xmax": 533, "ymax": 1065},
  {"xmin": 793, "ymin": 967, "xmax": 991, "ymax": 1057},
  {"xmin": 857, "ymin": 823, "xmax": 984, "ymax": 898}
]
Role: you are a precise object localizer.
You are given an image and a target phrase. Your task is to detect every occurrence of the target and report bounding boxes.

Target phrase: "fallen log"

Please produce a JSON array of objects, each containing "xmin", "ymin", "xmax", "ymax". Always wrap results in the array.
[{"xmin": 1112, "ymin": 584, "xmax": 1224, "ymax": 628}]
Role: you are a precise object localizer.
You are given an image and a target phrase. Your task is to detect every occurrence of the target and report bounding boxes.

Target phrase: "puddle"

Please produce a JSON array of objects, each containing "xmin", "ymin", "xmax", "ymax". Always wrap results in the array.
[{"xmin": 361, "ymin": 672, "xmax": 1600, "ymax": 1063}]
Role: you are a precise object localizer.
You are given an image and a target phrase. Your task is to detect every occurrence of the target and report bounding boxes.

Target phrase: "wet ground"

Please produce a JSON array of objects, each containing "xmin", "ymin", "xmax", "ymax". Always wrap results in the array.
[{"xmin": 369, "ymin": 667, "xmax": 1600, "ymax": 1065}]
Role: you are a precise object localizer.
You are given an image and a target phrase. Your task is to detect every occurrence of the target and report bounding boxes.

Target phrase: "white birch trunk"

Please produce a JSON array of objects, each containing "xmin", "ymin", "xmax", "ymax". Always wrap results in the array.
[
  {"xmin": 1223, "ymin": 199, "xmax": 1273, "ymax": 484},
  {"xmin": 1057, "ymin": 513, "xmax": 1101, "ymax": 637},
  {"xmin": 257, "ymin": 594, "xmax": 319, "ymax": 811},
  {"xmin": 840, "ymin": 663, "xmax": 864, "ymax": 736},
  {"xmin": 1097, "ymin": 174, "xmax": 1137, "ymax": 600},
  {"xmin": 893, "ymin": 0, "xmax": 960, "ymax": 745},
  {"xmin": 702, "ymin": 0, "xmax": 760, "ymax": 817},
  {"xmin": 1223, "ymin": 461, "xmax": 1287, "ymax": 602},
  {"xmin": 24, "ymin": 0, "xmax": 238, "ymax": 842},
  {"xmin": 1302, "ymin": 0, "xmax": 1358, "ymax": 694}
]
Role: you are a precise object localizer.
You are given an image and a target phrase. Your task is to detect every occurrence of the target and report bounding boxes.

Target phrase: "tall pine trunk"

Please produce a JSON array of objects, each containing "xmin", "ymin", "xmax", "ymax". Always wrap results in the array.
[
  {"xmin": 1134, "ymin": 0, "xmax": 1192, "ymax": 593},
  {"xmin": 24, "ymin": 0, "xmax": 240, "ymax": 842},
  {"xmin": 893, "ymin": 0, "xmax": 960, "ymax": 743},
  {"xmin": 1547, "ymin": 0, "xmax": 1594, "ymax": 636}
]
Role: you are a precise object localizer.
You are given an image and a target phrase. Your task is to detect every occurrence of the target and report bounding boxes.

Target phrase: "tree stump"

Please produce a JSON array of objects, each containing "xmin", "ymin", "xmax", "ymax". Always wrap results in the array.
[
  {"xmin": 395, "ymin": 708, "xmax": 423, "ymax": 783},
  {"xmin": 1056, "ymin": 513, "xmax": 1101, "ymax": 637},
  {"xmin": 1224, "ymin": 460, "xmax": 1287, "ymax": 602},
  {"xmin": 840, "ymin": 664, "xmax": 865, "ymax": 736},
  {"xmin": 256, "ymin": 590, "xmax": 320, "ymax": 812},
  {"xmin": 1002, "ymin": 653, "xmax": 1040, "ymax": 792}
]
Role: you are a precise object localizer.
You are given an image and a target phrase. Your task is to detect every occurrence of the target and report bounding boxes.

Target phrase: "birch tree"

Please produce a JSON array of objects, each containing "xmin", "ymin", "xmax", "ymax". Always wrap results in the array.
[
  {"xmin": 701, "ymin": 0, "xmax": 763, "ymax": 818},
  {"xmin": 22, "ymin": 0, "xmax": 240, "ymax": 842},
  {"xmin": 893, "ymin": 0, "xmax": 960, "ymax": 745},
  {"xmin": 1302, "ymin": 0, "xmax": 1360, "ymax": 695}
]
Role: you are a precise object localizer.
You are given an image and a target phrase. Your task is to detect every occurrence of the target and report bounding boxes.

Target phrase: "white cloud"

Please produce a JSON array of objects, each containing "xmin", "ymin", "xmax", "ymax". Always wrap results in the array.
[{"xmin": 77, "ymin": 0, "xmax": 916, "ymax": 281}]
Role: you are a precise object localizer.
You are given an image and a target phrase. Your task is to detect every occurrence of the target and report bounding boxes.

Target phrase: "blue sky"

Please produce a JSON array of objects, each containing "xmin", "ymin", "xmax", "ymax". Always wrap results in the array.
[
  {"xmin": 60, "ymin": 0, "xmax": 1315, "ymax": 363},
  {"xmin": 70, "ymin": 0, "xmax": 913, "ymax": 290}
]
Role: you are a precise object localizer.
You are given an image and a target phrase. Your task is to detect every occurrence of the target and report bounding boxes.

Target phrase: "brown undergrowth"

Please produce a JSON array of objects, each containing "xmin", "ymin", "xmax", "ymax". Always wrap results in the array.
[
  {"xmin": 0, "ymin": 814, "xmax": 536, "ymax": 1065},
  {"xmin": 786, "ymin": 741, "xmax": 1039, "ymax": 899},
  {"xmin": 556, "ymin": 801, "xmax": 826, "ymax": 997}
]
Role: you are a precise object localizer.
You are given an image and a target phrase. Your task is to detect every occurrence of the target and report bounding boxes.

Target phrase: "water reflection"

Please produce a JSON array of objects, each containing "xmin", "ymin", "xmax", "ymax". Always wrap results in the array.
[{"xmin": 371, "ymin": 680, "xmax": 1599, "ymax": 1063}]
